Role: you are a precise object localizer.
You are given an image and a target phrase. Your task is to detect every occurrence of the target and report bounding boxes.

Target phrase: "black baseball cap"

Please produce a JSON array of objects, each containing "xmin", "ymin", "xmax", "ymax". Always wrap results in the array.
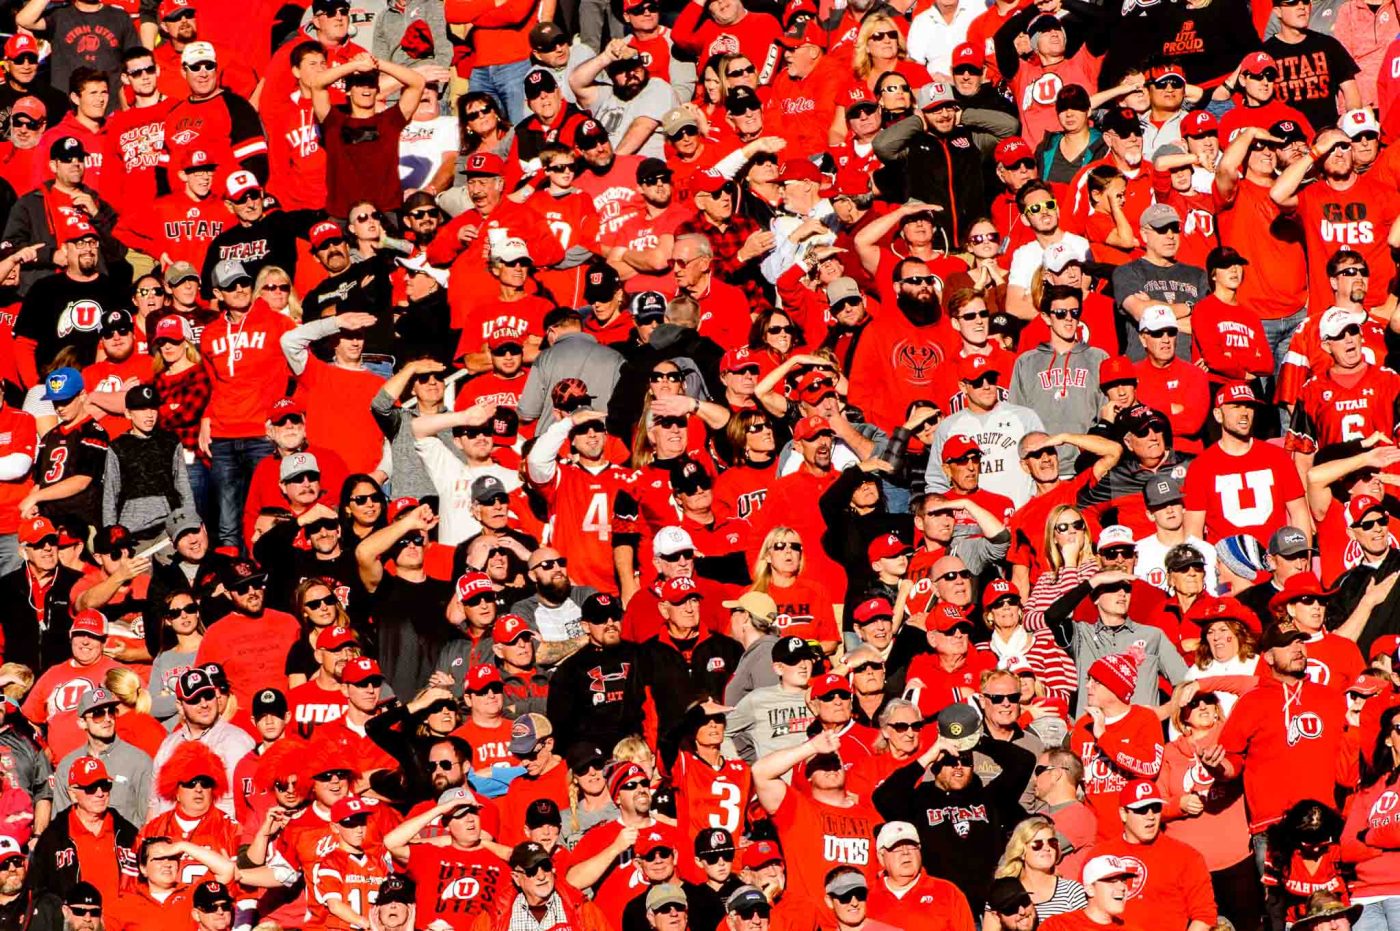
[
  {"xmin": 125, "ymin": 384, "xmax": 159, "ymax": 411},
  {"xmin": 772, "ymin": 635, "xmax": 816, "ymax": 665},
  {"xmin": 252, "ymin": 688, "xmax": 287, "ymax": 719},
  {"xmin": 565, "ymin": 742, "xmax": 608, "ymax": 773},
  {"xmin": 525, "ymin": 798, "xmax": 562, "ymax": 828},
  {"xmin": 695, "ymin": 827, "xmax": 735, "ymax": 857},
  {"xmin": 632, "ymin": 291, "xmax": 666, "ymax": 322},
  {"xmin": 377, "ymin": 875, "xmax": 415, "ymax": 905},
  {"xmin": 193, "ymin": 881, "xmax": 233, "ymax": 911},
  {"xmin": 581, "ymin": 592, "xmax": 622, "ymax": 624},
  {"xmin": 66, "ymin": 882, "xmax": 101, "ymax": 908}
]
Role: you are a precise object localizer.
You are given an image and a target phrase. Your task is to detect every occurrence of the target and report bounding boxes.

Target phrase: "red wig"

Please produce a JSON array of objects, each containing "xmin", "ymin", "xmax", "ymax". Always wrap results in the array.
[
  {"xmin": 157, "ymin": 741, "xmax": 229, "ymax": 801},
  {"xmin": 296, "ymin": 737, "xmax": 362, "ymax": 788},
  {"xmin": 253, "ymin": 737, "xmax": 311, "ymax": 793}
]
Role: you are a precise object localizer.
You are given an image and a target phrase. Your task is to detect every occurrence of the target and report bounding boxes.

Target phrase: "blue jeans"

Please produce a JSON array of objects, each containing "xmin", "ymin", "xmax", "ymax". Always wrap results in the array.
[
  {"xmin": 470, "ymin": 59, "xmax": 533, "ymax": 125},
  {"xmin": 1357, "ymin": 898, "xmax": 1400, "ymax": 931},
  {"xmin": 1260, "ymin": 306, "xmax": 1307, "ymax": 374},
  {"xmin": 210, "ymin": 437, "xmax": 275, "ymax": 551},
  {"xmin": 186, "ymin": 456, "xmax": 213, "ymax": 532}
]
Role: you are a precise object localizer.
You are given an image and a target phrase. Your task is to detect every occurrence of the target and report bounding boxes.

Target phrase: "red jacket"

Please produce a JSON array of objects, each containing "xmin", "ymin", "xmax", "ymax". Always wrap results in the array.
[{"xmin": 1341, "ymin": 775, "xmax": 1400, "ymax": 898}]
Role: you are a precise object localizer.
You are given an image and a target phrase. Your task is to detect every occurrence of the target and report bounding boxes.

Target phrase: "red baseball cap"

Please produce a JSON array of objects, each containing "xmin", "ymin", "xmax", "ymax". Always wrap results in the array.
[
  {"xmin": 810, "ymin": 673, "xmax": 851, "ymax": 700},
  {"xmin": 661, "ymin": 576, "xmax": 703, "ymax": 604},
  {"xmin": 314, "ymin": 626, "xmax": 358, "ymax": 651},
  {"xmin": 4, "ymin": 34, "xmax": 37, "ymax": 59},
  {"xmin": 958, "ymin": 353, "xmax": 1000, "ymax": 382},
  {"xmin": 867, "ymin": 532, "xmax": 910, "ymax": 562},
  {"xmin": 1181, "ymin": 110, "xmax": 1219, "ymax": 137},
  {"xmin": 309, "ymin": 220, "xmax": 343, "ymax": 250},
  {"xmin": 983, "ymin": 578, "xmax": 1020, "ymax": 609},
  {"xmin": 59, "ymin": 214, "xmax": 98, "ymax": 244},
  {"xmin": 329, "ymin": 795, "xmax": 371, "ymax": 823},
  {"xmin": 69, "ymin": 609, "xmax": 107, "ymax": 640},
  {"xmin": 931, "ymin": 603, "xmax": 971, "ymax": 633},
  {"xmin": 742, "ymin": 840, "xmax": 783, "ymax": 869},
  {"xmin": 268, "ymin": 396, "xmax": 304, "ymax": 422},
  {"xmin": 1120, "ymin": 779, "xmax": 1164, "ymax": 809},
  {"xmin": 779, "ymin": 159, "xmax": 823, "ymax": 184},
  {"xmin": 1214, "ymin": 381, "xmax": 1261, "ymax": 408},
  {"xmin": 456, "ymin": 571, "xmax": 495, "ymax": 602},
  {"xmin": 942, "ymin": 434, "xmax": 981, "ymax": 462},
  {"xmin": 1349, "ymin": 673, "xmax": 1386, "ymax": 697},
  {"xmin": 341, "ymin": 657, "xmax": 383, "ymax": 685},
  {"xmin": 691, "ymin": 169, "xmax": 730, "ymax": 195},
  {"xmin": 721, "ymin": 347, "xmax": 757, "ymax": 374},
  {"xmin": 793, "ymin": 415, "xmax": 833, "ymax": 442},
  {"xmin": 10, "ymin": 96, "xmax": 43, "ymax": 122},
  {"xmin": 153, "ymin": 314, "xmax": 188, "ymax": 344},
  {"xmin": 1099, "ymin": 355, "xmax": 1136, "ymax": 386},
  {"xmin": 852, "ymin": 596, "xmax": 894, "ymax": 624},
  {"xmin": 387, "ymin": 496, "xmax": 418, "ymax": 522},
  {"xmin": 158, "ymin": 0, "xmax": 192, "ymax": 19},
  {"xmin": 994, "ymin": 137, "xmax": 1033, "ymax": 167},
  {"xmin": 1346, "ymin": 495, "xmax": 1386, "ymax": 527},
  {"xmin": 1241, "ymin": 51, "xmax": 1277, "ymax": 74},
  {"xmin": 777, "ymin": 18, "xmax": 827, "ymax": 48},
  {"xmin": 1370, "ymin": 634, "xmax": 1400, "ymax": 661},
  {"xmin": 463, "ymin": 152, "xmax": 505, "ymax": 176},
  {"xmin": 19, "ymin": 516, "xmax": 57, "ymax": 545},
  {"xmin": 69, "ymin": 756, "xmax": 109, "ymax": 787},
  {"xmin": 179, "ymin": 148, "xmax": 218, "ymax": 172},
  {"xmin": 952, "ymin": 41, "xmax": 984, "ymax": 70},
  {"xmin": 493, "ymin": 614, "xmax": 535, "ymax": 644},
  {"xmin": 635, "ymin": 825, "xmax": 682, "ymax": 856},
  {"xmin": 465, "ymin": 664, "xmax": 503, "ymax": 692}
]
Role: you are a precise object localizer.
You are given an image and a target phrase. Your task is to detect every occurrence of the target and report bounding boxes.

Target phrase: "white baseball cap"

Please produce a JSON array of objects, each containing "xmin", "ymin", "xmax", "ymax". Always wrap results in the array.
[
  {"xmin": 1097, "ymin": 525, "xmax": 1135, "ymax": 549},
  {"xmin": 1081, "ymin": 855, "xmax": 1140, "ymax": 886},
  {"xmin": 1137, "ymin": 304, "xmax": 1178, "ymax": 333},
  {"xmin": 875, "ymin": 821, "xmax": 920, "ymax": 851},
  {"xmin": 181, "ymin": 41, "xmax": 216, "ymax": 66},
  {"xmin": 1042, "ymin": 239, "xmax": 1088, "ymax": 274},
  {"xmin": 1341, "ymin": 108, "xmax": 1380, "ymax": 139},
  {"xmin": 492, "ymin": 237, "xmax": 531, "ymax": 264},
  {"xmin": 1318, "ymin": 305, "xmax": 1366, "ymax": 340},
  {"xmin": 654, "ymin": 526, "xmax": 695, "ymax": 557}
]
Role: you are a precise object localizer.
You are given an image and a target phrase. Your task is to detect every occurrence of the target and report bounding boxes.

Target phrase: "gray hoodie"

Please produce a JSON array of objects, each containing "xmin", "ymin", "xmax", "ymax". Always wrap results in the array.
[{"xmin": 1007, "ymin": 341, "xmax": 1107, "ymax": 473}]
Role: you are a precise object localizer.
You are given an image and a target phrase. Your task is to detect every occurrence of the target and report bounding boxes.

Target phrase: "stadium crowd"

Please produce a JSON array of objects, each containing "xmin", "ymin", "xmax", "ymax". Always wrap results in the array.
[{"xmin": 5, "ymin": 0, "xmax": 1400, "ymax": 927}]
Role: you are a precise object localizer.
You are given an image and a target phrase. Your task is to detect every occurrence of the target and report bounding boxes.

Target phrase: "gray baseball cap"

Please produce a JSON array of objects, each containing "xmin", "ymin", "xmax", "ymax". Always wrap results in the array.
[{"xmin": 1143, "ymin": 475, "xmax": 1183, "ymax": 510}]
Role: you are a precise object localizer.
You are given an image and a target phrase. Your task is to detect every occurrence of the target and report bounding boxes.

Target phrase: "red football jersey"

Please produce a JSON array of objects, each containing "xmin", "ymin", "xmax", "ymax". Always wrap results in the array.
[
  {"xmin": 310, "ymin": 845, "xmax": 393, "ymax": 929},
  {"xmin": 535, "ymin": 459, "xmax": 634, "ymax": 594},
  {"xmin": 1278, "ymin": 314, "xmax": 1389, "ymax": 406},
  {"xmin": 1286, "ymin": 365, "xmax": 1400, "ymax": 453}
]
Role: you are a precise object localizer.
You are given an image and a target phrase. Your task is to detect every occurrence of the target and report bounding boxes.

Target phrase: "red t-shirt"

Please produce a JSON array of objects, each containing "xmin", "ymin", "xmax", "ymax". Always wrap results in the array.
[
  {"xmin": 321, "ymin": 105, "xmax": 409, "ymax": 217},
  {"xmin": 293, "ymin": 359, "xmax": 387, "ymax": 474},
  {"xmin": 1296, "ymin": 174, "xmax": 1400, "ymax": 315},
  {"xmin": 195, "ymin": 608, "xmax": 300, "ymax": 703},
  {"xmin": 287, "ymin": 678, "xmax": 347, "ymax": 739},
  {"xmin": 0, "ymin": 405, "xmax": 36, "ymax": 535},
  {"xmin": 766, "ymin": 576, "xmax": 839, "ymax": 643},
  {"xmin": 1181, "ymin": 439, "xmax": 1305, "ymax": 544}
]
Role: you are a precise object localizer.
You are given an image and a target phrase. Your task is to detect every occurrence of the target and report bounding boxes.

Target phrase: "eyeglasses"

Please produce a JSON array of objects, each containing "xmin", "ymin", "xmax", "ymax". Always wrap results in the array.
[
  {"xmin": 184, "ymin": 60, "xmax": 216, "ymax": 72},
  {"xmin": 1149, "ymin": 76, "xmax": 1185, "ymax": 89},
  {"xmin": 982, "ymin": 692, "xmax": 1017, "ymax": 704},
  {"xmin": 966, "ymin": 233, "xmax": 999, "ymax": 247},
  {"xmin": 1029, "ymin": 837, "xmax": 1061, "ymax": 851},
  {"xmin": 771, "ymin": 541, "xmax": 803, "ymax": 553},
  {"xmin": 1244, "ymin": 68, "xmax": 1280, "ymax": 81},
  {"xmin": 1046, "ymin": 307, "xmax": 1081, "ymax": 320},
  {"xmin": 180, "ymin": 775, "xmax": 217, "ymax": 790},
  {"xmin": 869, "ymin": 29, "xmax": 898, "ymax": 40},
  {"xmin": 303, "ymin": 595, "xmax": 337, "ymax": 611},
  {"xmin": 1023, "ymin": 199, "xmax": 1057, "ymax": 215},
  {"xmin": 1357, "ymin": 515, "xmax": 1390, "ymax": 531},
  {"xmin": 659, "ymin": 549, "xmax": 696, "ymax": 562},
  {"xmin": 1054, "ymin": 519, "xmax": 1086, "ymax": 533},
  {"xmin": 938, "ymin": 569, "xmax": 972, "ymax": 581},
  {"xmin": 533, "ymin": 557, "xmax": 568, "ymax": 571},
  {"xmin": 726, "ymin": 64, "xmax": 756, "ymax": 78},
  {"xmin": 649, "ymin": 370, "xmax": 684, "ymax": 383},
  {"xmin": 900, "ymin": 275, "xmax": 936, "ymax": 286}
]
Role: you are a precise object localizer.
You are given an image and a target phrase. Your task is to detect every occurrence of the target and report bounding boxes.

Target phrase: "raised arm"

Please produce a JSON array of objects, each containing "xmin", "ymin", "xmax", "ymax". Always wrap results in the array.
[{"xmin": 354, "ymin": 503, "xmax": 438, "ymax": 591}]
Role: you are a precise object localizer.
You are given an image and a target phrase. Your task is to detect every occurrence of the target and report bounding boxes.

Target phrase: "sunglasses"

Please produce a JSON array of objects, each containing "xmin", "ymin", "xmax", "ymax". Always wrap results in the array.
[
  {"xmin": 261, "ymin": 282, "xmax": 290, "ymax": 293},
  {"xmin": 349, "ymin": 493, "xmax": 385, "ymax": 506},
  {"xmin": 314, "ymin": 769, "xmax": 353, "ymax": 781},
  {"xmin": 966, "ymin": 234, "xmax": 1000, "ymax": 247},
  {"xmin": 464, "ymin": 593, "xmax": 496, "ymax": 608},
  {"xmin": 1029, "ymin": 837, "xmax": 1061, "ymax": 852},
  {"xmin": 729, "ymin": 100, "xmax": 761, "ymax": 115},
  {"xmin": 352, "ymin": 211, "xmax": 381, "ymax": 224},
  {"xmin": 868, "ymin": 29, "xmax": 898, "ymax": 40},
  {"xmin": 1033, "ymin": 764, "xmax": 1062, "ymax": 777},
  {"xmin": 880, "ymin": 83, "xmax": 911, "ymax": 94},
  {"xmin": 518, "ymin": 861, "xmax": 554, "ymax": 877},
  {"xmin": 304, "ymin": 595, "xmax": 338, "ymax": 611},
  {"xmin": 1023, "ymin": 199, "xmax": 1057, "ymax": 215},
  {"xmin": 1054, "ymin": 519, "xmax": 1086, "ymax": 532},
  {"xmin": 9, "ymin": 54, "xmax": 38, "ymax": 65},
  {"xmin": 1128, "ymin": 423, "xmax": 1164, "ymax": 437},
  {"xmin": 69, "ymin": 907, "xmax": 101, "ymax": 917},
  {"xmin": 491, "ymin": 343, "xmax": 524, "ymax": 356},
  {"xmin": 771, "ymin": 541, "xmax": 803, "ymax": 553},
  {"xmin": 832, "ymin": 890, "xmax": 867, "ymax": 904},
  {"xmin": 1357, "ymin": 515, "xmax": 1390, "ymax": 531},
  {"xmin": 470, "ymin": 682, "xmax": 506, "ymax": 696},
  {"xmin": 316, "ymin": 237, "xmax": 347, "ymax": 251},
  {"xmin": 79, "ymin": 780, "xmax": 114, "ymax": 794},
  {"xmin": 618, "ymin": 778, "xmax": 647, "ymax": 792},
  {"xmin": 1150, "ymin": 76, "xmax": 1185, "ymax": 89},
  {"xmin": 982, "ymin": 692, "xmax": 1018, "ymax": 704},
  {"xmin": 640, "ymin": 174, "xmax": 672, "ymax": 186},
  {"xmin": 939, "ymin": 569, "xmax": 973, "ymax": 581},
  {"xmin": 464, "ymin": 108, "xmax": 494, "ymax": 120},
  {"xmin": 726, "ymin": 64, "xmax": 757, "ymax": 78},
  {"xmin": 184, "ymin": 60, "xmax": 216, "ymax": 72},
  {"xmin": 102, "ymin": 325, "xmax": 133, "ymax": 338},
  {"xmin": 639, "ymin": 847, "xmax": 675, "ymax": 862},
  {"xmin": 1046, "ymin": 307, "xmax": 1082, "ymax": 320},
  {"xmin": 820, "ymin": 690, "xmax": 853, "ymax": 702},
  {"xmin": 180, "ymin": 775, "xmax": 218, "ymax": 790},
  {"xmin": 649, "ymin": 370, "xmax": 684, "ymax": 383},
  {"xmin": 766, "ymin": 324, "xmax": 797, "ymax": 335},
  {"xmin": 1244, "ymin": 68, "xmax": 1280, "ymax": 81},
  {"xmin": 659, "ymin": 549, "xmax": 696, "ymax": 562},
  {"xmin": 654, "ymin": 904, "xmax": 687, "ymax": 916},
  {"xmin": 1142, "ymin": 328, "xmax": 1178, "ymax": 339},
  {"xmin": 304, "ymin": 517, "xmax": 339, "ymax": 536},
  {"xmin": 533, "ymin": 557, "xmax": 568, "ymax": 570},
  {"xmin": 627, "ymin": 0, "xmax": 658, "ymax": 10},
  {"xmin": 85, "ymin": 706, "xmax": 115, "ymax": 720},
  {"xmin": 199, "ymin": 904, "xmax": 233, "ymax": 914},
  {"xmin": 10, "ymin": 116, "xmax": 41, "ymax": 129},
  {"xmin": 1096, "ymin": 582, "xmax": 1134, "ymax": 595},
  {"xmin": 669, "ymin": 124, "xmax": 701, "ymax": 139},
  {"xmin": 936, "ymin": 752, "xmax": 974, "ymax": 768},
  {"xmin": 900, "ymin": 274, "xmax": 936, "ymax": 286},
  {"xmin": 407, "ymin": 207, "xmax": 440, "ymax": 219},
  {"xmin": 1100, "ymin": 546, "xmax": 1136, "ymax": 560},
  {"xmin": 653, "ymin": 416, "xmax": 688, "ymax": 429},
  {"xmin": 746, "ymin": 421, "xmax": 773, "ymax": 433},
  {"xmin": 1129, "ymin": 802, "xmax": 1165, "ymax": 815},
  {"xmin": 229, "ymin": 580, "xmax": 266, "ymax": 595},
  {"xmin": 165, "ymin": 603, "xmax": 199, "ymax": 619},
  {"xmin": 698, "ymin": 852, "xmax": 729, "ymax": 865}
]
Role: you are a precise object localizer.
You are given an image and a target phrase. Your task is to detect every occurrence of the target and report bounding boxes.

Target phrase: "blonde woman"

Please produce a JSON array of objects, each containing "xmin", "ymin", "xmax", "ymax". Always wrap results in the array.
[
  {"xmin": 562, "ymin": 746, "xmax": 617, "ymax": 847},
  {"xmin": 850, "ymin": 15, "xmax": 930, "ymax": 96},
  {"xmin": 989, "ymin": 816, "xmax": 1087, "ymax": 928},
  {"xmin": 105, "ymin": 666, "xmax": 168, "ymax": 757},
  {"xmin": 150, "ymin": 314, "xmax": 211, "ymax": 519},
  {"xmin": 254, "ymin": 265, "xmax": 300, "ymax": 321},
  {"xmin": 1023, "ymin": 505, "xmax": 1099, "ymax": 631},
  {"xmin": 752, "ymin": 526, "xmax": 838, "ymax": 654}
]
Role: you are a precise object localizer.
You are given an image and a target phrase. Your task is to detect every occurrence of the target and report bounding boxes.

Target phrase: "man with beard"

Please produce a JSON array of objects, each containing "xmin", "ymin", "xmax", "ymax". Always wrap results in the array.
[
  {"xmin": 510, "ymin": 71, "xmax": 589, "ymax": 171},
  {"xmin": 603, "ymin": 159, "xmax": 687, "ymax": 294},
  {"xmin": 1274, "ymin": 125, "xmax": 1400, "ymax": 318},
  {"xmin": 570, "ymin": 42, "xmax": 672, "ymax": 159},
  {"xmin": 1070, "ymin": 108, "xmax": 1154, "ymax": 234},
  {"xmin": 845, "ymin": 258, "xmax": 958, "ymax": 434},
  {"xmin": 428, "ymin": 152, "xmax": 568, "ymax": 274},
  {"xmin": 0, "ymin": 835, "xmax": 30, "ymax": 928},
  {"xmin": 1005, "ymin": 182, "xmax": 1091, "ymax": 319},
  {"xmin": 148, "ymin": 670, "xmax": 254, "ymax": 819},
  {"xmin": 286, "ymin": 627, "xmax": 358, "ymax": 737},
  {"xmin": 12, "ymin": 216, "xmax": 122, "ymax": 383},
  {"xmin": 300, "ymin": 221, "xmax": 394, "ymax": 352},
  {"xmin": 194, "ymin": 558, "xmax": 300, "ymax": 706},
  {"xmin": 926, "ymin": 356, "xmax": 1044, "ymax": 507},
  {"xmin": 548, "ymin": 593, "xmax": 649, "ymax": 750},
  {"xmin": 510, "ymin": 546, "xmax": 599, "ymax": 646},
  {"xmin": 52, "ymin": 689, "xmax": 151, "ymax": 826},
  {"xmin": 1184, "ymin": 384, "xmax": 1308, "ymax": 545},
  {"xmin": 566, "ymin": 762, "xmax": 666, "ymax": 916},
  {"xmin": 874, "ymin": 84, "xmax": 987, "ymax": 246},
  {"xmin": 242, "ymin": 398, "xmax": 349, "ymax": 554},
  {"xmin": 573, "ymin": 120, "xmax": 647, "ymax": 241}
]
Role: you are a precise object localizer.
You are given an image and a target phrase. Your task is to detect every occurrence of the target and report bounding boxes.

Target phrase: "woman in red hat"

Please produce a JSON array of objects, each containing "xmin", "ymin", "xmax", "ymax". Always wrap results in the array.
[{"xmin": 1271, "ymin": 571, "xmax": 1364, "ymax": 691}]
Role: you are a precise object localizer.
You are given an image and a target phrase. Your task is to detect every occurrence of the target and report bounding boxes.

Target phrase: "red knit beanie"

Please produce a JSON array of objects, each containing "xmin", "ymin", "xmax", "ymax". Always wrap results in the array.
[{"xmin": 1088, "ymin": 646, "xmax": 1145, "ymax": 703}]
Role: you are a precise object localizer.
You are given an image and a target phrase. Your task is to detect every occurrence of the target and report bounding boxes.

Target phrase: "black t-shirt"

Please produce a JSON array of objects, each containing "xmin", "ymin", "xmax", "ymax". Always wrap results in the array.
[
  {"xmin": 303, "ymin": 255, "xmax": 395, "ymax": 355},
  {"xmin": 33, "ymin": 416, "xmax": 109, "ymax": 530},
  {"xmin": 1264, "ymin": 31, "xmax": 1360, "ymax": 131},
  {"xmin": 39, "ymin": 5, "xmax": 140, "ymax": 110},
  {"xmin": 368, "ymin": 574, "xmax": 454, "ymax": 700},
  {"xmin": 15, "ymin": 272, "xmax": 125, "ymax": 369},
  {"xmin": 200, "ymin": 208, "xmax": 322, "ymax": 298}
]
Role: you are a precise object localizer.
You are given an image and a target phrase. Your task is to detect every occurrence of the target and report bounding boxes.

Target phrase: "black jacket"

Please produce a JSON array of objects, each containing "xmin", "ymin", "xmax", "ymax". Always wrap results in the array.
[
  {"xmin": 1328, "ymin": 549, "xmax": 1400, "ymax": 658},
  {"xmin": 0, "ymin": 564, "xmax": 83, "ymax": 673},
  {"xmin": 872, "ymin": 117, "xmax": 985, "ymax": 248},
  {"xmin": 872, "ymin": 759, "xmax": 1021, "ymax": 914},
  {"xmin": 640, "ymin": 629, "xmax": 742, "ymax": 736},
  {"xmin": 819, "ymin": 465, "xmax": 908, "ymax": 617},
  {"xmin": 547, "ymin": 641, "xmax": 649, "ymax": 751},
  {"xmin": 609, "ymin": 325, "xmax": 726, "ymax": 439},
  {"xmin": 4, "ymin": 183, "xmax": 122, "ymax": 294},
  {"xmin": 29, "ymin": 809, "xmax": 138, "ymax": 919}
]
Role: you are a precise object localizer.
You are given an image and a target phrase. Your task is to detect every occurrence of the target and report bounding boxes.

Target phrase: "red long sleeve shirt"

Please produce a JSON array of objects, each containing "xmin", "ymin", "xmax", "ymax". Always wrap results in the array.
[
  {"xmin": 1086, "ymin": 833, "xmax": 1217, "ymax": 931},
  {"xmin": 1070, "ymin": 706, "xmax": 1165, "ymax": 840}
]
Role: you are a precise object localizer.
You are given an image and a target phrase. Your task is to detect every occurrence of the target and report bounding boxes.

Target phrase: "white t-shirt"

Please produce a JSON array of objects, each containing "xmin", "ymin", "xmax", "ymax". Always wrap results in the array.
[
  {"xmin": 926, "ymin": 403, "xmax": 1045, "ymax": 507},
  {"xmin": 1008, "ymin": 232, "xmax": 1091, "ymax": 289},
  {"xmin": 399, "ymin": 115, "xmax": 460, "ymax": 190},
  {"xmin": 1133, "ymin": 533, "xmax": 1218, "ymax": 593}
]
